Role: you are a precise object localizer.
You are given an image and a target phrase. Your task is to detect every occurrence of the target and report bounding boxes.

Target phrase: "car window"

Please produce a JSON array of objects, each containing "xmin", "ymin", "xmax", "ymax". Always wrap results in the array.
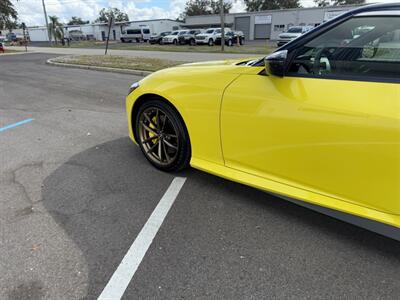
[
  {"xmin": 179, "ymin": 31, "xmax": 187, "ymax": 35},
  {"xmin": 142, "ymin": 29, "xmax": 150, "ymax": 34},
  {"xmin": 161, "ymin": 32, "xmax": 170, "ymax": 36},
  {"xmin": 288, "ymin": 16, "xmax": 400, "ymax": 81},
  {"xmin": 127, "ymin": 29, "xmax": 141, "ymax": 35},
  {"xmin": 215, "ymin": 29, "xmax": 221, "ymax": 34},
  {"xmin": 287, "ymin": 27, "xmax": 302, "ymax": 33},
  {"xmin": 171, "ymin": 31, "xmax": 178, "ymax": 35},
  {"xmin": 206, "ymin": 29, "xmax": 214, "ymax": 34}
]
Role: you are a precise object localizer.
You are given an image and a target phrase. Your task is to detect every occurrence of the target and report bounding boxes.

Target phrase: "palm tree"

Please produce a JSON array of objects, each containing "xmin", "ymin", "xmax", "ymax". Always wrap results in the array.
[{"xmin": 48, "ymin": 15, "xmax": 63, "ymax": 44}]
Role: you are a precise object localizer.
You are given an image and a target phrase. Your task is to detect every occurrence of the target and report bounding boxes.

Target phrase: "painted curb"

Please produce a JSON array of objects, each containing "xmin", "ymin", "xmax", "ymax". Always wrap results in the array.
[{"xmin": 46, "ymin": 58, "xmax": 153, "ymax": 76}]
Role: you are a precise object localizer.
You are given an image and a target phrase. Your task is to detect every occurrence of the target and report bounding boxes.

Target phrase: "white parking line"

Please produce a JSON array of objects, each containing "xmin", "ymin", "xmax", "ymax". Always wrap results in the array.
[{"xmin": 98, "ymin": 177, "xmax": 187, "ymax": 300}]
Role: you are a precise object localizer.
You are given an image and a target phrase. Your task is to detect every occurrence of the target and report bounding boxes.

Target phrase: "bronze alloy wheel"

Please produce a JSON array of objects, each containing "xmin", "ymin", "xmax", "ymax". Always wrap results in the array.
[
  {"xmin": 138, "ymin": 107, "xmax": 179, "ymax": 166},
  {"xmin": 135, "ymin": 99, "xmax": 191, "ymax": 171}
]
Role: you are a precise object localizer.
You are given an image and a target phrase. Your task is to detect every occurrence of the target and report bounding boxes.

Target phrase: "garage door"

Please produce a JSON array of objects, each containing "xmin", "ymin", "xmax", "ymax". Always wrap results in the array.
[
  {"xmin": 254, "ymin": 24, "xmax": 271, "ymax": 39},
  {"xmin": 235, "ymin": 16, "xmax": 250, "ymax": 40}
]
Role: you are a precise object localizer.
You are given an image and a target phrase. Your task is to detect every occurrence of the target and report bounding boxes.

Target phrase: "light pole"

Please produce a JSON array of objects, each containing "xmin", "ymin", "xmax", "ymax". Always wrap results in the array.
[
  {"xmin": 220, "ymin": 0, "xmax": 225, "ymax": 51},
  {"xmin": 41, "ymin": 0, "xmax": 51, "ymax": 45}
]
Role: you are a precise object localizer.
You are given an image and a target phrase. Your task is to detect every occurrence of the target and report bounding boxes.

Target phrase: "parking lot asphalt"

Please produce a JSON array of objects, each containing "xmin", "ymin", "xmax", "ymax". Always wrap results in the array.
[{"xmin": 1, "ymin": 53, "xmax": 400, "ymax": 300}]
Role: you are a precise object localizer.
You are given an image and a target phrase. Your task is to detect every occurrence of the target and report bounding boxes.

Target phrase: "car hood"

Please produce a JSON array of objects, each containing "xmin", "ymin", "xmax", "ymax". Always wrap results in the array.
[
  {"xmin": 278, "ymin": 32, "xmax": 301, "ymax": 39},
  {"xmin": 180, "ymin": 58, "xmax": 255, "ymax": 67},
  {"xmin": 195, "ymin": 33, "xmax": 211, "ymax": 38},
  {"xmin": 141, "ymin": 57, "xmax": 263, "ymax": 81},
  {"xmin": 163, "ymin": 35, "xmax": 177, "ymax": 39}
]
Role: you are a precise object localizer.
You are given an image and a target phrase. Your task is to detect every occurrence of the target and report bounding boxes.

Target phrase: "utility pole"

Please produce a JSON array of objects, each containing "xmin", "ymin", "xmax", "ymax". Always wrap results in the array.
[
  {"xmin": 105, "ymin": 15, "xmax": 114, "ymax": 55},
  {"xmin": 220, "ymin": 0, "xmax": 225, "ymax": 52},
  {"xmin": 41, "ymin": 0, "xmax": 51, "ymax": 45}
]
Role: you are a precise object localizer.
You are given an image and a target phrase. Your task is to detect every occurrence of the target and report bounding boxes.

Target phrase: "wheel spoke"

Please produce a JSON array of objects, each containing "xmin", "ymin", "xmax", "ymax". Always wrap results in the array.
[
  {"xmin": 156, "ymin": 109, "xmax": 160, "ymax": 131},
  {"xmin": 158, "ymin": 139, "xmax": 162, "ymax": 161},
  {"xmin": 162, "ymin": 141, "xmax": 171, "ymax": 163},
  {"xmin": 164, "ymin": 139, "xmax": 178, "ymax": 150},
  {"xmin": 142, "ymin": 135, "xmax": 158, "ymax": 144},
  {"xmin": 143, "ymin": 112, "xmax": 157, "ymax": 129},
  {"xmin": 161, "ymin": 114, "xmax": 167, "ymax": 132},
  {"xmin": 146, "ymin": 140, "xmax": 159, "ymax": 153},
  {"xmin": 140, "ymin": 121, "xmax": 157, "ymax": 135}
]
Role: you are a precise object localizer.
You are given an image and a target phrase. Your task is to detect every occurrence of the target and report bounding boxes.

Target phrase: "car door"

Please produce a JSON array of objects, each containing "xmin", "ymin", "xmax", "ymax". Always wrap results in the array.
[{"xmin": 221, "ymin": 14, "xmax": 400, "ymax": 215}]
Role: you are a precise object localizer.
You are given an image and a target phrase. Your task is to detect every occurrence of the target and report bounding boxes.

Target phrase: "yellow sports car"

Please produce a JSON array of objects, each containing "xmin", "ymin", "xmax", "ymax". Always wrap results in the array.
[{"xmin": 127, "ymin": 4, "xmax": 400, "ymax": 240}]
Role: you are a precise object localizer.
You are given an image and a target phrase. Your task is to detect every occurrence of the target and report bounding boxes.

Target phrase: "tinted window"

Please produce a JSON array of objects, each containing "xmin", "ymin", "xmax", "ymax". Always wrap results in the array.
[
  {"xmin": 171, "ymin": 31, "xmax": 179, "ymax": 35},
  {"xmin": 142, "ymin": 29, "xmax": 150, "ymax": 34},
  {"xmin": 288, "ymin": 16, "xmax": 400, "ymax": 81},
  {"xmin": 127, "ymin": 29, "xmax": 141, "ymax": 35},
  {"xmin": 206, "ymin": 29, "xmax": 214, "ymax": 34},
  {"xmin": 287, "ymin": 27, "xmax": 302, "ymax": 33},
  {"xmin": 161, "ymin": 32, "xmax": 170, "ymax": 36}
]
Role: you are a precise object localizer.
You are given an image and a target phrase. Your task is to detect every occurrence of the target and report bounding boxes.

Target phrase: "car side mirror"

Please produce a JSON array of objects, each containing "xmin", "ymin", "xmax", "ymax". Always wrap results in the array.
[{"xmin": 264, "ymin": 50, "xmax": 288, "ymax": 77}]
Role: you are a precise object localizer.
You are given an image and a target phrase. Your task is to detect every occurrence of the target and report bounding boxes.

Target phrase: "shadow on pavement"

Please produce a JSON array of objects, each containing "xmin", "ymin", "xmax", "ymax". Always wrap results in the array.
[{"xmin": 41, "ymin": 137, "xmax": 400, "ymax": 299}]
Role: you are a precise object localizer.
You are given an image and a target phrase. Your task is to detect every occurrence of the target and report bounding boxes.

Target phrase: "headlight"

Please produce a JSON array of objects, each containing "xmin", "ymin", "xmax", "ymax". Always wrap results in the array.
[{"xmin": 128, "ymin": 82, "xmax": 140, "ymax": 95}]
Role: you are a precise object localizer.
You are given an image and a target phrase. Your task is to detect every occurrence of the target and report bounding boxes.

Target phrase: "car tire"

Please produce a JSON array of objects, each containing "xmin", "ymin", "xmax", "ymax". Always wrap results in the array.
[
  {"xmin": 189, "ymin": 38, "xmax": 196, "ymax": 46},
  {"xmin": 173, "ymin": 39, "xmax": 178, "ymax": 45},
  {"xmin": 135, "ymin": 99, "xmax": 191, "ymax": 172},
  {"xmin": 136, "ymin": 38, "xmax": 140, "ymax": 43},
  {"xmin": 227, "ymin": 39, "xmax": 233, "ymax": 47},
  {"xmin": 159, "ymin": 39, "xmax": 164, "ymax": 45},
  {"xmin": 121, "ymin": 38, "xmax": 125, "ymax": 43},
  {"xmin": 239, "ymin": 38, "xmax": 244, "ymax": 45},
  {"xmin": 208, "ymin": 38, "xmax": 214, "ymax": 46}
]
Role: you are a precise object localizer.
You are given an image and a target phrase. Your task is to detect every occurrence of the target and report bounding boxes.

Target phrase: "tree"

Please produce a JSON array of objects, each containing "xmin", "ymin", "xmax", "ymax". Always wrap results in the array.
[
  {"xmin": 210, "ymin": 0, "xmax": 232, "ymax": 14},
  {"xmin": 0, "ymin": 0, "xmax": 18, "ymax": 31},
  {"xmin": 48, "ymin": 16, "xmax": 64, "ymax": 44},
  {"xmin": 244, "ymin": 0, "xmax": 300, "ymax": 11},
  {"xmin": 180, "ymin": 0, "xmax": 232, "ymax": 19},
  {"xmin": 67, "ymin": 16, "xmax": 89, "ymax": 25},
  {"xmin": 95, "ymin": 8, "xmax": 129, "ymax": 23},
  {"xmin": 314, "ymin": 0, "xmax": 365, "ymax": 6}
]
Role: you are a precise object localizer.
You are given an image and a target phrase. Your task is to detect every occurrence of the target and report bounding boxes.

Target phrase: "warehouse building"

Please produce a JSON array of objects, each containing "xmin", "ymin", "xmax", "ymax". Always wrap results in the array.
[{"xmin": 184, "ymin": 4, "xmax": 364, "ymax": 40}]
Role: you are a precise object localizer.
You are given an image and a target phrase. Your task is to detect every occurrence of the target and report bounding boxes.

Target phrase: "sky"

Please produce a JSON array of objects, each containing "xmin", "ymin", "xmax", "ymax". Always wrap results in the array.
[{"xmin": 12, "ymin": 0, "xmax": 390, "ymax": 27}]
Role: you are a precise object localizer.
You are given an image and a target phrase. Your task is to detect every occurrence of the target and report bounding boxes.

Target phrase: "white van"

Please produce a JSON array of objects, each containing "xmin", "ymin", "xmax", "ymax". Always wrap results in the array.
[{"xmin": 121, "ymin": 26, "xmax": 151, "ymax": 43}]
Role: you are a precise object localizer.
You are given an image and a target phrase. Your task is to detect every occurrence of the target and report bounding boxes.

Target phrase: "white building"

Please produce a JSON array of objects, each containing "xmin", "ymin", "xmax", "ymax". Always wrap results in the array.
[{"xmin": 28, "ymin": 19, "xmax": 183, "ymax": 42}]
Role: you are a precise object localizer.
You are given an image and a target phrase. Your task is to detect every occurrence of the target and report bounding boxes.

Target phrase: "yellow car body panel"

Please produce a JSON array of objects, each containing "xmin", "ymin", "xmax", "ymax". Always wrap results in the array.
[{"xmin": 126, "ymin": 60, "xmax": 400, "ymax": 229}]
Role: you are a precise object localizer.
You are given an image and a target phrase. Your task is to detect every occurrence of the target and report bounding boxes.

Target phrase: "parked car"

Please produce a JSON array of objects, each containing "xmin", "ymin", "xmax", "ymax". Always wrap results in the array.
[
  {"xmin": 195, "ymin": 28, "xmax": 231, "ymax": 46},
  {"xmin": 162, "ymin": 30, "xmax": 187, "ymax": 45},
  {"xmin": 68, "ymin": 30, "xmax": 86, "ymax": 41},
  {"xmin": 125, "ymin": 3, "xmax": 400, "ymax": 241},
  {"xmin": 215, "ymin": 30, "xmax": 245, "ymax": 46},
  {"xmin": 6, "ymin": 32, "xmax": 17, "ymax": 42},
  {"xmin": 149, "ymin": 31, "xmax": 171, "ymax": 44},
  {"xmin": 277, "ymin": 25, "xmax": 313, "ymax": 47},
  {"xmin": 178, "ymin": 29, "xmax": 204, "ymax": 46},
  {"xmin": 121, "ymin": 27, "xmax": 151, "ymax": 43}
]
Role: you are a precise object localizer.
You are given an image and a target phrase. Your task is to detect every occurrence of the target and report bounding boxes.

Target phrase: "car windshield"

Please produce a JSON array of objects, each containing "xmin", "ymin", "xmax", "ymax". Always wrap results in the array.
[
  {"xmin": 179, "ymin": 31, "xmax": 187, "ymax": 35},
  {"xmin": 206, "ymin": 29, "xmax": 214, "ymax": 34},
  {"xmin": 189, "ymin": 30, "xmax": 197, "ymax": 34},
  {"xmin": 215, "ymin": 29, "xmax": 221, "ymax": 33},
  {"xmin": 161, "ymin": 32, "xmax": 170, "ymax": 36},
  {"xmin": 171, "ymin": 31, "xmax": 179, "ymax": 35},
  {"xmin": 287, "ymin": 27, "xmax": 302, "ymax": 33}
]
